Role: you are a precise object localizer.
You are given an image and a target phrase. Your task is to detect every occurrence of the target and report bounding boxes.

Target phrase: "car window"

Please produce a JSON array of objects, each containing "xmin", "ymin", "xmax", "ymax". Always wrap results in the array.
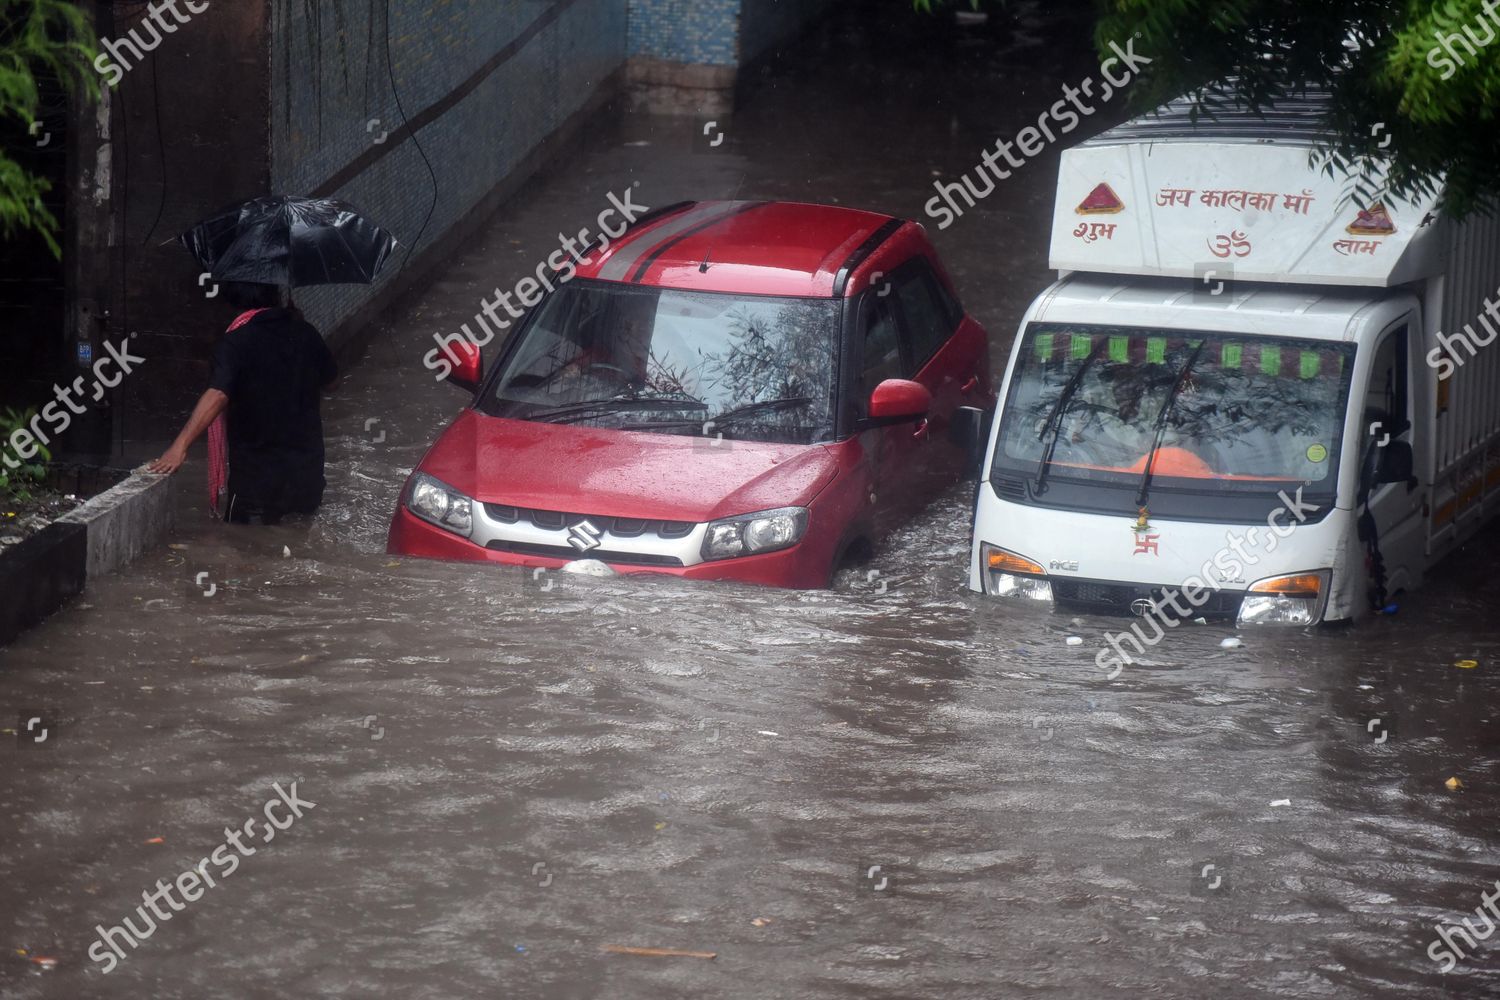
[
  {"xmin": 861, "ymin": 297, "xmax": 905, "ymax": 395},
  {"xmin": 893, "ymin": 265, "xmax": 955, "ymax": 370},
  {"xmin": 1363, "ymin": 325, "xmax": 1409, "ymax": 437},
  {"xmin": 481, "ymin": 279, "xmax": 841, "ymax": 444}
]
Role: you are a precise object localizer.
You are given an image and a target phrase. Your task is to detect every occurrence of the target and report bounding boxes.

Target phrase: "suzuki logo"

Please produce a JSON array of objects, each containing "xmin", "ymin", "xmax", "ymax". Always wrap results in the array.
[
  {"xmin": 1133, "ymin": 533, "xmax": 1160, "ymax": 556},
  {"xmin": 567, "ymin": 519, "xmax": 603, "ymax": 553}
]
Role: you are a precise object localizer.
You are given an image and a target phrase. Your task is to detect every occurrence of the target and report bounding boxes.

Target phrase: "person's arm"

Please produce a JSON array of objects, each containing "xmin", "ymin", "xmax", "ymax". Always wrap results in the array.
[{"xmin": 147, "ymin": 388, "xmax": 228, "ymax": 474}]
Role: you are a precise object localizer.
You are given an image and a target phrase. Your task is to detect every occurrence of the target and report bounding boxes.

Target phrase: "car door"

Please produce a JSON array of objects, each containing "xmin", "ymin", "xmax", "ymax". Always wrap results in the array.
[
  {"xmin": 854, "ymin": 287, "xmax": 930, "ymax": 534},
  {"xmin": 887, "ymin": 257, "xmax": 986, "ymax": 493},
  {"xmin": 1359, "ymin": 319, "xmax": 1426, "ymax": 601}
]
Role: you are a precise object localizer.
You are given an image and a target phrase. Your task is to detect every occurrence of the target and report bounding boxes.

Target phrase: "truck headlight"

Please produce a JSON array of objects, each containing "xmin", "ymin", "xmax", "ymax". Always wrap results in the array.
[
  {"xmin": 1237, "ymin": 570, "xmax": 1329, "ymax": 626},
  {"xmin": 980, "ymin": 543, "xmax": 1052, "ymax": 602},
  {"xmin": 407, "ymin": 472, "xmax": 474, "ymax": 536},
  {"xmin": 701, "ymin": 507, "xmax": 808, "ymax": 561}
]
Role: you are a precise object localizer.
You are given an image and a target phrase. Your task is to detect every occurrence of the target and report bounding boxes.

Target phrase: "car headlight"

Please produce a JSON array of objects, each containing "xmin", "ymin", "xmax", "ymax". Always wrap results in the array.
[
  {"xmin": 1237, "ymin": 570, "xmax": 1329, "ymax": 626},
  {"xmin": 980, "ymin": 543, "xmax": 1053, "ymax": 602},
  {"xmin": 406, "ymin": 472, "xmax": 474, "ymax": 536},
  {"xmin": 700, "ymin": 507, "xmax": 808, "ymax": 561}
]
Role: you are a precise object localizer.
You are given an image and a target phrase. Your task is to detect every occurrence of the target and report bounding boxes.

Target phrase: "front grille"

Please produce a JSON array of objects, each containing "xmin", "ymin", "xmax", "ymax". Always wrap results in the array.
[
  {"xmin": 482, "ymin": 503, "xmax": 694, "ymax": 539},
  {"xmin": 1051, "ymin": 577, "xmax": 1244, "ymax": 619},
  {"xmin": 483, "ymin": 540, "xmax": 684, "ymax": 567}
]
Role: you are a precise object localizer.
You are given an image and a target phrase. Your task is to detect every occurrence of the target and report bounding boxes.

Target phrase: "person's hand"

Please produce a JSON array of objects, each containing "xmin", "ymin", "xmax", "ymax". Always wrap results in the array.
[{"xmin": 147, "ymin": 445, "xmax": 188, "ymax": 475}]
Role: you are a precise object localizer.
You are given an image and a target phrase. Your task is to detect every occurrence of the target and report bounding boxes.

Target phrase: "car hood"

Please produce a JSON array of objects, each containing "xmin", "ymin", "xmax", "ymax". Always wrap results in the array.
[{"xmin": 417, "ymin": 410, "xmax": 840, "ymax": 523}]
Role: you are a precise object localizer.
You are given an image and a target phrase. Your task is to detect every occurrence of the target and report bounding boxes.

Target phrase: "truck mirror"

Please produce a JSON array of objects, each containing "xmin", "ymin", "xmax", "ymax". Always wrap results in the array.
[
  {"xmin": 948, "ymin": 405, "xmax": 993, "ymax": 476},
  {"xmin": 1375, "ymin": 440, "xmax": 1414, "ymax": 486}
]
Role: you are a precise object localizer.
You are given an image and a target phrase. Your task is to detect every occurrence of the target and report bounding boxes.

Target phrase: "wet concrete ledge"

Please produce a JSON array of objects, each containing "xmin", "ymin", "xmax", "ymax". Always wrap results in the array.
[
  {"xmin": 58, "ymin": 470, "xmax": 175, "ymax": 580},
  {"xmin": 0, "ymin": 522, "xmax": 87, "ymax": 648},
  {"xmin": 0, "ymin": 471, "xmax": 173, "ymax": 647}
]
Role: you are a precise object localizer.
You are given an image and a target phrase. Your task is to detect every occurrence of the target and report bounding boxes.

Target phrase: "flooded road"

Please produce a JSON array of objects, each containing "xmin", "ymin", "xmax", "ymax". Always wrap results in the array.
[{"xmin": 5, "ymin": 4, "xmax": 1500, "ymax": 998}]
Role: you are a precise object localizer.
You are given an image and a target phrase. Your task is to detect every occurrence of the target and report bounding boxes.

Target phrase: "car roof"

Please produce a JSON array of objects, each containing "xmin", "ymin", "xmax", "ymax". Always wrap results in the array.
[{"xmin": 573, "ymin": 200, "xmax": 904, "ymax": 298}]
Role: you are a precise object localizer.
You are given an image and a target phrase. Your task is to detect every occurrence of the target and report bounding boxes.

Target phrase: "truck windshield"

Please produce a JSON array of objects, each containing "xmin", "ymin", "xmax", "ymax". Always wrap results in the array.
[
  {"xmin": 993, "ymin": 323, "xmax": 1356, "ymax": 498},
  {"xmin": 479, "ymin": 280, "xmax": 840, "ymax": 445}
]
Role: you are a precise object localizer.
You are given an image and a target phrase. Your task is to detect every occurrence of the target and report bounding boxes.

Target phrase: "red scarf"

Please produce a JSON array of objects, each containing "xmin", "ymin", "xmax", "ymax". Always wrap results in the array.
[{"xmin": 208, "ymin": 308, "xmax": 269, "ymax": 516}]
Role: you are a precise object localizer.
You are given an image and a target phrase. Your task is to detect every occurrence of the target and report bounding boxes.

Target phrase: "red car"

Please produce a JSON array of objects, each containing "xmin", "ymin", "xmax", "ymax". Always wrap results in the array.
[{"xmin": 387, "ymin": 200, "xmax": 992, "ymax": 587}]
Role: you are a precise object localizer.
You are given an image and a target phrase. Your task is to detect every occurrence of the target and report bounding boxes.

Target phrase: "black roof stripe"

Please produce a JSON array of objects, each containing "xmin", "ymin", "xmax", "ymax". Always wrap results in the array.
[
  {"xmin": 629, "ymin": 201, "xmax": 768, "ymax": 284},
  {"xmin": 575, "ymin": 200, "xmax": 696, "ymax": 268},
  {"xmin": 832, "ymin": 217, "xmax": 905, "ymax": 298}
]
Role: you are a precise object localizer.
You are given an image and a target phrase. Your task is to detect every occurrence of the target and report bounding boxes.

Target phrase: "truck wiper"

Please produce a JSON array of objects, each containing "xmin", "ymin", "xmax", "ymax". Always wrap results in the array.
[
  {"xmin": 1134, "ymin": 339, "xmax": 1209, "ymax": 509},
  {"xmin": 526, "ymin": 395, "xmax": 707, "ymax": 423},
  {"xmin": 1034, "ymin": 338, "xmax": 1110, "ymax": 495}
]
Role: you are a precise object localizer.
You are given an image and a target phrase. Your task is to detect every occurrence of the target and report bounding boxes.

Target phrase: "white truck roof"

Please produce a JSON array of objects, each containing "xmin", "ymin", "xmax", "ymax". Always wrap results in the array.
[
  {"xmin": 1031, "ymin": 274, "xmax": 1413, "ymax": 344},
  {"xmin": 1049, "ymin": 89, "xmax": 1444, "ymax": 288}
]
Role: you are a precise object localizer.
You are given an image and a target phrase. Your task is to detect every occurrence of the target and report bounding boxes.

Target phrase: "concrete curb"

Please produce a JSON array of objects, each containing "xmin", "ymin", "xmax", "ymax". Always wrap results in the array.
[
  {"xmin": 58, "ymin": 470, "xmax": 176, "ymax": 580},
  {"xmin": 0, "ymin": 522, "xmax": 87, "ymax": 647},
  {"xmin": 0, "ymin": 470, "xmax": 173, "ymax": 646}
]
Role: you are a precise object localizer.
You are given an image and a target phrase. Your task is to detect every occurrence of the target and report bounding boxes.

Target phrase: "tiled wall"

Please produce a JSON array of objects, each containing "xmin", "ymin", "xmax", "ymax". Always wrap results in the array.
[
  {"xmin": 627, "ymin": 0, "xmax": 740, "ymax": 65},
  {"xmin": 270, "ymin": 0, "xmax": 628, "ymax": 335}
]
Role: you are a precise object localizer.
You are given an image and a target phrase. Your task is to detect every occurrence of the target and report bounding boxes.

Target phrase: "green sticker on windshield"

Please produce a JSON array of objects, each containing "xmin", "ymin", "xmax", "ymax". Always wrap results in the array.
[
  {"xmin": 1260, "ymin": 346, "xmax": 1281, "ymax": 374},
  {"xmin": 1071, "ymin": 334, "xmax": 1092, "ymax": 359},
  {"xmin": 1109, "ymin": 336, "xmax": 1129, "ymax": 363},
  {"xmin": 1221, "ymin": 343, "xmax": 1242, "ymax": 368},
  {"xmin": 1147, "ymin": 338, "xmax": 1166, "ymax": 364},
  {"xmin": 1307, "ymin": 443, "xmax": 1328, "ymax": 463},
  {"xmin": 1300, "ymin": 351, "xmax": 1320, "ymax": 379},
  {"xmin": 1035, "ymin": 333, "xmax": 1054, "ymax": 360}
]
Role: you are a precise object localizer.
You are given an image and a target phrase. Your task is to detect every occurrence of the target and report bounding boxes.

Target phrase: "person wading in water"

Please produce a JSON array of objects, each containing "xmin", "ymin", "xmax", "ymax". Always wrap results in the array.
[{"xmin": 148, "ymin": 283, "xmax": 337, "ymax": 524}]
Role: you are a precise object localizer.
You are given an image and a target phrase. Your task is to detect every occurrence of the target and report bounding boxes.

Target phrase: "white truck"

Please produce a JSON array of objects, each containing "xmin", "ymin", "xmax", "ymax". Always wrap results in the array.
[{"xmin": 967, "ymin": 90, "xmax": 1500, "ymax": 628}]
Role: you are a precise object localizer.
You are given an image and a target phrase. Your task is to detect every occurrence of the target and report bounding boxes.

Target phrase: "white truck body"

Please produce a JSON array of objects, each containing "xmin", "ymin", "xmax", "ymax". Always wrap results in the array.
[{"xmin": 969, "ymin": 91, "xmax": 1500, "ymax": 627}]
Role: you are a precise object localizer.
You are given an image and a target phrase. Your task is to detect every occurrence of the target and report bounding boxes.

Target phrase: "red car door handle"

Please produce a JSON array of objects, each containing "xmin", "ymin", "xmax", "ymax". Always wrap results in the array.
[
  {"xmin": 960, "ymin": 376, "xmax": 980, "ymax": 394},
  {"xmin": 913, "ymin": 419, "xmax": 930, "ymax": 441}
]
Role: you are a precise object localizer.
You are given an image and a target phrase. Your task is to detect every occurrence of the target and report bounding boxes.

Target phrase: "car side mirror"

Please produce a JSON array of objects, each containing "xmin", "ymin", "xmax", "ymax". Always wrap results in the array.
[
  {"xmin": 948, "ymin": 405, "xmax": 993, "ymax": 475},
  {"xmin": 866, "ymin": 378, "xmax": 931, "ymax": 426},
  {"xmin": 443, "ymin": 340, "xmax": 482, "ymax": 392},
  {"xmin": 1375, "ymin": 439, "xmax": 1414, "ymax": 486}
]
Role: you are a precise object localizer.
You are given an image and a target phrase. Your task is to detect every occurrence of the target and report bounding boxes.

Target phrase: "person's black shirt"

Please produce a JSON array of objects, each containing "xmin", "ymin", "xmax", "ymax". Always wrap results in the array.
[{"xmin": 208, "ymin": 308, "xmax": 336, "ymax": 512}]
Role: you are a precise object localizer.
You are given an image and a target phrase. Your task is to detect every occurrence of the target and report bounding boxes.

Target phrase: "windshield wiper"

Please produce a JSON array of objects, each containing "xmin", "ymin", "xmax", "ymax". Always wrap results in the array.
[
  {"xmin": 525, "ymin": 395, "xmax": 707, "ymax": 424},
  {"xmin": 616, "ymin": 396, "xmax": 814, "ymax": 434},
  {"xmin": 711, "ymin": 396, "xmax": 813, "ymax": 423},
  {"xmin": 1034, "ymin": 339, "xmax": 1109, "ymax": 495},
  {"xmin": 1135, "ymin": 339, "xmax": 1209, "ymax": 509}
]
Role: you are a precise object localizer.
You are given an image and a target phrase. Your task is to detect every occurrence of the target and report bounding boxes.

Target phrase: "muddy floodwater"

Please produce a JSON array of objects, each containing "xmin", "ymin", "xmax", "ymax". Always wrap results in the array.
[{"xmin": 4, "ymin": 4, "xmax": 1499, "ymax": 998}]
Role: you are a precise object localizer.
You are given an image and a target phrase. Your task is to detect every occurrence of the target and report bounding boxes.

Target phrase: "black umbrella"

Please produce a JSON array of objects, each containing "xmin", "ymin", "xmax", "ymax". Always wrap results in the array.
[{"xmin": 179, "ymin": 195, "xmax": 398, "ymax": 288}]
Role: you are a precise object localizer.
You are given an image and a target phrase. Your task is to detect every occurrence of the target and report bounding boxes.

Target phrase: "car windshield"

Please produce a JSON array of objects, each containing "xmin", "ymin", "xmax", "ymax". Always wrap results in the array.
[
  {"xmin": 992, "ymin": 323, "xmax": 1356, "ymax": 495},
  {"xmin": 480, "ymin": 280, "xmax": 840, "ymax": 444}
]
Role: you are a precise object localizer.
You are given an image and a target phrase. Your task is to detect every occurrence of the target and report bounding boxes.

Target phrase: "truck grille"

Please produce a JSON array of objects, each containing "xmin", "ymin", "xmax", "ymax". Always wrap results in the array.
[{"xmin": 1050, "ymin": 578, "xmax": 1244, "ymax": 620}]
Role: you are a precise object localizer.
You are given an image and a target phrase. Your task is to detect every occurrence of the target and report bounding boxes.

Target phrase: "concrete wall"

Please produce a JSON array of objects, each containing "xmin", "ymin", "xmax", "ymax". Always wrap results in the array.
[
  {"xmin": 110, "ymin": 0, "xmax": 273, "ymax": 435},
  {"xmin": 738, "ymin": 0, "xmax": 829, "ymax": 66},
  {"xmin": 271, "ymin": 0, "xmax": 629, "ymax": 337},
  {"xmin": 92, "ymin": 0, "xmax": 828, "ymax": 441}
]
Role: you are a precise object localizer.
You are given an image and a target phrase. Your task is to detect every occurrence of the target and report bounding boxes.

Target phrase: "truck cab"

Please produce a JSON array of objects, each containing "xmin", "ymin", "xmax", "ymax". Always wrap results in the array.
[{"xmin": 969, "ymin": 88, "xmax": 1500, "ymax": 627}]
